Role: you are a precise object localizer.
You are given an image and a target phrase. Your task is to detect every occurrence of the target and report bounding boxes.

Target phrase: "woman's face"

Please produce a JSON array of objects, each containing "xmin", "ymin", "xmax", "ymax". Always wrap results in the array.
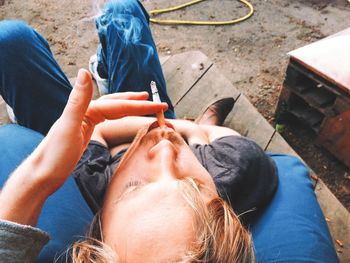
[{"xmin": 101, "ymin": 122, "xmax": 218, "ymax": 262}]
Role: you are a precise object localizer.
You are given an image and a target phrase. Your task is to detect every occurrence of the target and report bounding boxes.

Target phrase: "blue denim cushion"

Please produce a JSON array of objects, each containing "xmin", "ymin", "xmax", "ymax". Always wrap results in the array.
[
  {"xmin": 251, "ymin": 154, "xmax": 339, "ymax": 262},
  {"xmin": 0, "ymin": 125, "xmax": 93, "ymax": 263}
]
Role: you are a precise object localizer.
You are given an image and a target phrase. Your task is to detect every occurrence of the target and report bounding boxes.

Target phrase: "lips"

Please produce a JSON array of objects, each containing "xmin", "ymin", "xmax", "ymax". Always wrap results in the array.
[{"xmin": 148, "ymin": 120, "xmax": 175, "ymax": 132}]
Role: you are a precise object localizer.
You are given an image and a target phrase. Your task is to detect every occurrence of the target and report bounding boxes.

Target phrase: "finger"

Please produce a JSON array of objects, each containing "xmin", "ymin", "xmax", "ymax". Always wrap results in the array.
[
  {"xmin": 99, "ymin": 91, "xmax": 149, "ymax": 101},
  {"xmin": 86, "ymin": 99, "xmax": 168, "ymax": 124},
  {"xmin": 61, "ymin": 69, "xmax": 93, "ymax": 125}
]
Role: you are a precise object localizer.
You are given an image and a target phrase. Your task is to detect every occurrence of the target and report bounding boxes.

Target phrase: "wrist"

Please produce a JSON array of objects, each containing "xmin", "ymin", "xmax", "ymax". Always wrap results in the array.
[
  {"xmin": 171, "ymin": 119, "xmax": 197, "ymax": 138},
  {"xmin": 170, "ymin": 119, "xmax": 210, "ymax": 145},
  {"xmin": 0, "ymin": 157, "xmax": 50, "ymax": 226}
]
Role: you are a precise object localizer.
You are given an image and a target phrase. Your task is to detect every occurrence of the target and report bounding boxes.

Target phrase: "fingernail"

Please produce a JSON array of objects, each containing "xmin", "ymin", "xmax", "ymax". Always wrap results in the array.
[{"xmin": 77, "ymin": 69, "xmax": 90, "ymax": 85}]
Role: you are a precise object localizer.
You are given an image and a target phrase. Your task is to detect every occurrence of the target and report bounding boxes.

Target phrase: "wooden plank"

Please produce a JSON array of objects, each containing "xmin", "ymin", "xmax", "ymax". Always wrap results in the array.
[
  {"xmin": 224, "ymin": 94, "xmax": 275, "ymax": 150},
  {"xmin": 266, "ymin": 131, "xmax": 318, "ymax": 186},
  {"xmin": 162, "ymin": 51, "xmax": 213, "ymax": 105},
  {"xmin": 289, "ymin": 104, "xmax": 324, "ymax": 128},
  {"xmin": 174, "ymin": 64, "xmax": 240, "ymax": 119},
  {"xmin": 303, "ymin": 88, "xmax": 336, "ymax": 108},
  {"xmin": 171, "ymin": 55, "xmax": 274, "ymax": 150},
  {"xmin": 315, "ymin": 179, "xmax": 350, "ymax": 262},
  {"xmin": 265, "ymin": 131, "xmax": 298, "ymax": 156}
]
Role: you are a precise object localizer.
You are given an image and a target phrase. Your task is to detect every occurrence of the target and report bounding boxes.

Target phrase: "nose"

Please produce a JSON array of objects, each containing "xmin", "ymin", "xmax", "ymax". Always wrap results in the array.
[
  {"xmin": 148, "ymin": 139, "xmax": 179, "ymax": 180},
  {"xmin": 149, "ymin": 139, "xmax": 176, "ymax": 162}
]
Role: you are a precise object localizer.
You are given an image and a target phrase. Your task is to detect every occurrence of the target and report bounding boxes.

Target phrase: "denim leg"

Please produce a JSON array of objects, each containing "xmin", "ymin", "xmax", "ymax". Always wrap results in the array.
[
  {"xmin": 0, "ymin": 20, "xmax": 72, "ymax": 135},
  {"xmin": 96, "ymin": 0, "xmax": 175, "ymax": 119}
]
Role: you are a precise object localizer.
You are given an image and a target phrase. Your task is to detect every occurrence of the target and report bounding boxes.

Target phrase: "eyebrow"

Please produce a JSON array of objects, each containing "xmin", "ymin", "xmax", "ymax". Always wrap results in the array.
[
  {"xmin": 115, "ymin": 183, "xmax": 147, "ymax": 204},
  {"xmin": 114, "ymin": 177, "xmax": 209, "ymax": 206}
]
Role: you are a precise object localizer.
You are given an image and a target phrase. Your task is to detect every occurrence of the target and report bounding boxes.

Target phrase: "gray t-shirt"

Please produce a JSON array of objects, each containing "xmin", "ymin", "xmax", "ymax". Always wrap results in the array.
[
  {"xmin": 73, "ymin": 136, "xmax": 278, "ymax": 225},
  {"xmin": 0, "ymin": 220, "xmax": 49, "ymax": 263}
]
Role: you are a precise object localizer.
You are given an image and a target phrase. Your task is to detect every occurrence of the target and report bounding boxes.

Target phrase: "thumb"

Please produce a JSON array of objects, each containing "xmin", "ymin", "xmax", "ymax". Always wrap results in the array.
[{"xmin": 61, "ymin": 69, "xmax": 93, "ymax": 124}]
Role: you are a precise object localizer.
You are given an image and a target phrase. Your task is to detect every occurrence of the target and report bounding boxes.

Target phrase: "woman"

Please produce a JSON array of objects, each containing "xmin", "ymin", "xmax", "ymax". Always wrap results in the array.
[
  {"xmin": 0, "ymin": 0, "xmax": 338, "ymax": 262},
  {"xmin": 0, "ymin": 0, "xmax": 261, "ymax": 261}
]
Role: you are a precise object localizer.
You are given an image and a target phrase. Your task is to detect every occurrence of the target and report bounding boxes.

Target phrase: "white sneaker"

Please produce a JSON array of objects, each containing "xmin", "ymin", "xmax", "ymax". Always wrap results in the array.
[
  {"xmin": 89, "ymin": 54, "xmax": 109, "ymax": 96},
  {"xmin": 6, "ymin": 104, "xmax": 17, "ymax": 123}
]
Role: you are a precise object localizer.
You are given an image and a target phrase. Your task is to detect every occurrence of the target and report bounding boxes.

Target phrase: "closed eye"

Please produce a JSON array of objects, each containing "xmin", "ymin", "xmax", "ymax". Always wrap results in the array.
[
  {"xmin": 115, "ymin": 179, "xmax": 145, "ymax": 203},
  {"xmin": 124, "ymin": 179, "xmax": 143, "ymax": 190}
]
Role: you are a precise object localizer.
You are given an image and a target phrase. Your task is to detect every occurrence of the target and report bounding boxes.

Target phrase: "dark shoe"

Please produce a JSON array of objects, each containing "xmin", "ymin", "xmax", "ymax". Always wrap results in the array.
[{"xmin": 195, "ymin": 97, "xmax": 235, "ymax": 126}]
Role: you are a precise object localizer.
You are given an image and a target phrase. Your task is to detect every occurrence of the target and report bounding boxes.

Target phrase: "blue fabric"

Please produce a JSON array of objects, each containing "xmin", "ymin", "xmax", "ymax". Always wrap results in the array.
[
  {"xmin": 252, "ymin": 154, "xmax": 339, "ymax": 263},
  {"xmin": 95, "ymin": 0, "xmax": 175, "ymax": 118},
  {"xmin": 0, "ymin": 3, "xmax": 174, "ymax": 137},
  {"xmin": 0, "ymin": 125, "xmax": 94, "ymax": 263},
  {"xmin": 0, "ymin": 20, "xmax": 72, "ymax": 135}
]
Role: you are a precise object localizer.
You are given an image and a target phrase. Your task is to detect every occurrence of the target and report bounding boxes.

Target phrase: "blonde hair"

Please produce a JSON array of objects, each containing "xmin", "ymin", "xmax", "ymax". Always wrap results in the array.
[{"xmin": 71, "ymin": 178, "xmax": 254, "ymax": 262}]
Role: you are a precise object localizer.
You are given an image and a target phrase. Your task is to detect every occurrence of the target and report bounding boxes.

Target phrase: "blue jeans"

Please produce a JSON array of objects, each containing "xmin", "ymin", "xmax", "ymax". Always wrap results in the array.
[
  {"xmin": 95, "ymin": 0, "xmax": 174, "ymax": 117},
  {"xmin": 0, "ymin": 1, "xmax": 174, "ymax": 136},
  {"xmin": 0, "ymin": 0, "xmax": 174, "ymax": 261}
]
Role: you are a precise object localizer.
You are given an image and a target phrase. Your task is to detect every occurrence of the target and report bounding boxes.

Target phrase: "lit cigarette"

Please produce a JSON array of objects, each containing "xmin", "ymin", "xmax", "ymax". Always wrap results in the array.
[{"xmin": 150, "ymin": 81, "xmax": 165, "ymax": 127}]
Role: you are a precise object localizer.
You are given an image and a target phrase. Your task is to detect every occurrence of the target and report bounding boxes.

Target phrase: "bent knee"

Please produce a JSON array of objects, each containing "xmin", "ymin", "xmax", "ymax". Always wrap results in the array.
[
  {"xmin": 102, "ymin": 0, "xmax": 146, "ymax": 20},
  {"xmin": 104, "ymin": 0, "xmax": 140, "ymax": 9},
  {"xmin": 0, "ymin": 20, "xmax": 36, "ymax": 50}
]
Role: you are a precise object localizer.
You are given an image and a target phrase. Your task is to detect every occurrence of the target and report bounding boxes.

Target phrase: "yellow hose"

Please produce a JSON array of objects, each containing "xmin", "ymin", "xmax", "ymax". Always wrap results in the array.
[{"xmin": 149, "ymin": 0, "xmax": 254, "ymax": 26}]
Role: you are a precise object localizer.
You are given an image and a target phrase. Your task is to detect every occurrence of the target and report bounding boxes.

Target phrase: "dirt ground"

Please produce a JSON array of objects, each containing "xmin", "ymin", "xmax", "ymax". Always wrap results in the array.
[{"xmin": 1, "ymin": 0, "xmax": 349, "ymax": 210}]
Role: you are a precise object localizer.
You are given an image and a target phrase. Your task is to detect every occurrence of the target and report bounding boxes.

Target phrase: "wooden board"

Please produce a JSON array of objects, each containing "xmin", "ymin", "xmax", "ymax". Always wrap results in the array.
[
  {"xmin": 165, "ymin": 51, "xmax": 274, "ymax": 150},
  {"xmin": 265, "ymin": 131, "xmax": 298, "ymax": 155},
  {"xmin": 162, "ymin": 51, "xmax": 213, "ymax": 105},
  {"xmin": 171, "ymin": 54, "xmax": 350, "ymax": 260},
  {"xmin": 224, "ymin": 94, "xmax": 275, "ymax": 150},
  {"xmin": 174, "ymin": 64, "xmax": 241, "ymax": 119},
  {"xmin": 315, "ymin": 179, "xmax": 350, "ymax": 262},
  {"xmin": 168, "ymin": 51, "xmax": 273, "ymax": 150},
  {"xmin": 266, "ymin": 131, "xmax": 318, "ymax": 186}
]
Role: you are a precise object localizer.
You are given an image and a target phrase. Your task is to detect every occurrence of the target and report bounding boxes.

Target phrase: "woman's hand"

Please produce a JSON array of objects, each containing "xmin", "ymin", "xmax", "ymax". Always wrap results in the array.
[
  {"xmin": 35, "ymin": 69, "xmax": 168, "ymax": 194},
  {"xmin": 0, "ymin": 69, "xmax": 167, "ymax": 225}
]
